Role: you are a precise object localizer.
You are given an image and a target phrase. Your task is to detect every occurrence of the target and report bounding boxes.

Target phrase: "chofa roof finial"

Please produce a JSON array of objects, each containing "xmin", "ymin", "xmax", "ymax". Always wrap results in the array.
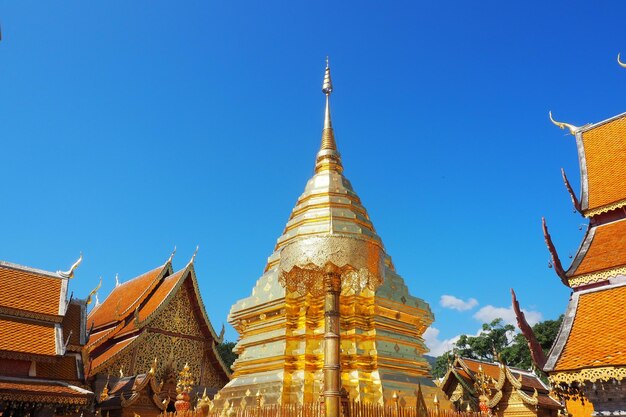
[
  {"xmin": 189, "ymin": 245, "xmax": 199, "ymax": 265},
  {"xmin": 86, "ymin": 277, "xmax": 102, "ymax": 305},
  {"xmin": 167, "ymin": 246, "xmax": 177, "ymax": 263},
  {"xmin": 618, "ymin": 53, "xmax": 626, "ymax": 68},
  {"xmin": 58, "ymin": 252, "xmax": 83, "ymax": 279},
  {"xmin": 549, "ymin": 111, "xmax": 580, "ymax": 136}
]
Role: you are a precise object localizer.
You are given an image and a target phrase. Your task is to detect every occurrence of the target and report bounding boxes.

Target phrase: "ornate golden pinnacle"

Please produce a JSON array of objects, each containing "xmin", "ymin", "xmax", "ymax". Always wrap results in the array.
[
  {"xmin": 549, "ymin": 111, "xmax": 580, "ymax": 136},
  {"xmin": 58, "ymin": 252, "xmax": 83, "ymax": 279},
  {"xmin": 618, "ymin": 53, "xmax": 626, "ymax": 68}
]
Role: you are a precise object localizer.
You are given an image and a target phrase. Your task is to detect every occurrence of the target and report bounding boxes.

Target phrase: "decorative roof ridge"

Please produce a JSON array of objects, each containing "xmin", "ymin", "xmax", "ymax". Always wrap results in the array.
[
  {"xmin": 89, "ymin": 262, "xmax": 173, "ymax": 329},
  {"xmin": 544, "ymin": 292, "xmax": 579, "ymax": 372},
  {"xmin": 0, "ymin": 375, "xmax": 94, "ymax": 395},
  {"xmin": 133, "ymin": 267, "xmax": 189, "ymax": 328},
  {"xmin": 0, "ymin": 305, "xmax": 64, "ymax": 323},
  {"xmin": 577, "ymin": 110, "xmax": 626, "ymax": 134},
  {"xmin": 457, "ymin": 356, "xmax": 542, "ymax": 379},
  {"xmin": 0, "ymin": 260, "xmax": 66, "ymax": 280},
  {"xmin": 584, "ymin": 197, "xmax": 626, "ymax": 218},
  {"xmin": 88, "ymin": 334, "xmax": 141, "ymax": 376},
  {"xmin": 116, "ymin": 262, "xmax": 172, "ymax": 317},
  {"xmin": 565, "ymin": 224, "xmax": 596, "ymax": 278}
]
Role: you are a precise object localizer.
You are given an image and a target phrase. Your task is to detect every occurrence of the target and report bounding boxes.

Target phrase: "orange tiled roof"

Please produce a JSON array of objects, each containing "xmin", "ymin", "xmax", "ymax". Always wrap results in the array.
[
  {"xmin": 89, "ymin": 336, "xmax": 136, "ymax": 373},
  {"xmin": 62, "ymin": 302, "xmax": 84, "ymax": 348},
  {"xmin": 555, "ymin": 284, "xmax": 626, "ymax": 371},
  {"xmin": 0, "ymin": 262, "xmax": 64, "ymax": 317},
  {"xmin": 0, "ymin": 317, "xmax": 57, "ymax": 357},
  {"xmin": 569, "ymin": 218, "xmax": 626, "ymax": 277},
  {"xmin": 88, "ymin": 264, "xmax": 168, "ymax": 329},
  {"xmin": 580, "ymin": 115, "xmax": 626, "ymax": 213},
  {"xmin": 37, "ymin": 355, "xmax": 80, "ymax": 382},
  {"xmin": 115, "ymin": 269, "xmax": 186, "ymax": 337},
  {"xmin": 0, "ymin": 377, "xmax": 92, "ymax": 404}
]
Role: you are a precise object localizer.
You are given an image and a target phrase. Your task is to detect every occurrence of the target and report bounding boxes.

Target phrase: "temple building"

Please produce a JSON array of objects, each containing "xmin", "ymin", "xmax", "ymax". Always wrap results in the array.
[
  {"xmin": 439, "ymin": 357, "xmax": 561, "ymax": 417},
  {"xmin": 214, "ymin": 61, "xmax": 443, "ymax": 409},
  {"xmin": 0, "ymin": 257, "xmax": 93, "ymax": 417},
  {"xmin": 514, "ymin": 105, "xmax": 626, "ymax": 415},
  {"xmin": 85, "ymin": 252, "xmax": 230, "ymax": 417}
]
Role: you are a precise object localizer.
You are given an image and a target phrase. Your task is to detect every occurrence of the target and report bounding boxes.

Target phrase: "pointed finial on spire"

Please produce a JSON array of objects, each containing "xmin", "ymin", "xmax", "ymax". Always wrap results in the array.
[
  {"xmin": 315, "ymin": 57, "xmax": 342, "ymax": 173},
  {"xmin": 322, "ymin": 56, "xmax": 333, "ymax": 96},
  {"xmin": 189, "ymin": 245, "xmax": 199, "ymax": 265}
]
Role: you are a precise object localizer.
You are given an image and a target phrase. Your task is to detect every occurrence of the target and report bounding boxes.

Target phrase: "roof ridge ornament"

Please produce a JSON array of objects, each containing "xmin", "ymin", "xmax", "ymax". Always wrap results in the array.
[
  {"xmin": 115, "ymin": 273, "xmax": 121, "ymax": 287},
  {"xmin": 618, "ymin": 53, "xmax": 626, "ymax": 68},
  {"xmin": 86, "ymin": 277, "xmax": 102, "ymax": 305},
  {"xmin": 542, "ymin": 217, "xmax": 569, "ymax": 286},
  {"xmin": 549, "ymin": 111, "xmax": 580, "ymax": 136},
  {"xmin": 167, "ymin": 246, "xmax": 177, "ymax": 264},
  {"xmin": 58, "ymin": 252, "xmax": 83, "ymax": 279},
  {"xmin": 189, "ymin": 245, "xmax": 199, "ymax": 265}
]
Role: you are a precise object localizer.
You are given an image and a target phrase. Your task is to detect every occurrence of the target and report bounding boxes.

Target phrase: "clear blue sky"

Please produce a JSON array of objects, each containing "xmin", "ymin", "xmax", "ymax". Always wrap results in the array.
[{"xmin": 2, "ymin": 1, "xmax": 625, "ymax": 354}]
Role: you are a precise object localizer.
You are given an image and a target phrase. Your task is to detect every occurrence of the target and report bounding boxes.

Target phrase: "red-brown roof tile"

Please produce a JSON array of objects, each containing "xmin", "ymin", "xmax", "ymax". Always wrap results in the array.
[
  {"xmin": 88, "ymin": 264, "xmax": 168, "ymax": 329},
  {"xmin": 580, "ymin": 115, "xmax": 626, "ymax": 213},
  {"xmin": 0, "ymin": 317, "xmax": 58, "ymax": 357},
  {"xmin": 555, "ymin": 284, "xmax": 626, "ymax": 371},
  {"xmin": 570, "ymin": 218, "xmax": 626, "ymax": 277},
  {"xmin": 0, "ymin": 263, "xmax": 64, "ymax": 317}
]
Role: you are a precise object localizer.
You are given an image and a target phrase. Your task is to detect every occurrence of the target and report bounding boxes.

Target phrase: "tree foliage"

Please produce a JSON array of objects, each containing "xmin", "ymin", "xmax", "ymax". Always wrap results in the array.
[
  {"xmin": 217, "ymin": 341, "xmax": 238, "ymax": 370},
  {"xmin": 431, "ymin": 316, "xmax": 563, "ymax": 379}
]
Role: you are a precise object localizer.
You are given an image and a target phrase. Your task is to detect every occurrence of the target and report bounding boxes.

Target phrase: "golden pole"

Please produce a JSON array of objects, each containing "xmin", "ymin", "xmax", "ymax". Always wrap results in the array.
[{"xmin": 323, "ymin": 272, "xmax": 342, "ymax": 417}]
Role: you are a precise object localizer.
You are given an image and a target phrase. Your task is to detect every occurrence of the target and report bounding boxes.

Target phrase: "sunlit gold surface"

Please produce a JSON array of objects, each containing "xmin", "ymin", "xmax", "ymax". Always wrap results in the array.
[{"xmin": 214, "ymin": 62, "xmax": 436, "ymax": 409}]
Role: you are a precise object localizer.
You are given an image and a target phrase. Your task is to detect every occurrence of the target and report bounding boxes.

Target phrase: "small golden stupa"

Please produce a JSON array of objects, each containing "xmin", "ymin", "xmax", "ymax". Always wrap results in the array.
[{"xmin": 214, "ymin": 60, "xmax": 437, "ymax": 408}]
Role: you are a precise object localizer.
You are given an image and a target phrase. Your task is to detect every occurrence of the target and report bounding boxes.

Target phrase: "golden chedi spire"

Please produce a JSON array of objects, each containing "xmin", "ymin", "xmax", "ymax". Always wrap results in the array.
[
  {"xmin": 218, "ymin": 59, "xmax": 437, "ymax": 409},
  {"xmin": 316, "ymin": 57, "xmax": 343, "ymax": 174}
]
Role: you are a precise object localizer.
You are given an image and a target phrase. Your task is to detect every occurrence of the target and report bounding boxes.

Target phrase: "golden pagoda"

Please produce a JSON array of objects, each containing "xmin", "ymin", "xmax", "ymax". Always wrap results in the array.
[{"xmin": 214, "ymin": 60, "xmax": 439, "ymax": 409}]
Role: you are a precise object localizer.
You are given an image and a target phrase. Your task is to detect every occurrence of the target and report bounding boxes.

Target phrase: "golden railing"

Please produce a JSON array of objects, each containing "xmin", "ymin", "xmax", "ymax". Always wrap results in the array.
[{"xmin": 161, "ymin": 402, "xmax": 482, "ymax": 417}]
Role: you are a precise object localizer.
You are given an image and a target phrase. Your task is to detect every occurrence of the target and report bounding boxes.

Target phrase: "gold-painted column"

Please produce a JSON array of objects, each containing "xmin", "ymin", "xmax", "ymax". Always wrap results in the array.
[{"xmin": 323, "ymin": 272, "xmax": 342, "ymax": 417}]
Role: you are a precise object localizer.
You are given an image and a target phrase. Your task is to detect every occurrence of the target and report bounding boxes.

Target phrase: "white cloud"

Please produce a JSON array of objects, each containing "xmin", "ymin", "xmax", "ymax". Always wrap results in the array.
[
  {"xmin": 473, "ymin": 305, "xmax": 542, "ymax": 327},
  {"xmin": 440, "ymin": 295, "xmax": 479, "ymax": 311},
  {"xmin": 423, "ymin": 326, "xmax": 462, "ymax": 356}
]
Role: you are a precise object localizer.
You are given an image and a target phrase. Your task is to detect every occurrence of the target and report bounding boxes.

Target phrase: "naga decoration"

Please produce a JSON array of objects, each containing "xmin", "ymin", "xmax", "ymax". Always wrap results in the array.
[
  {"xmin": 189, "ymin": 245, "xmax": 199, "ymax": 265},
  {"xmin": 86, "ymin": 277, "xmax": 103, "ymax": 305},
  {"xmin": 511, "ymin": 289, "xmax": 547, "ymax": 369},
  {"xmin": 561, "ymin": 168, "xmax": 582, "ymax": 214},
  {"xmin": 549, "ymin": 111, "xmax": 580, "ymax": 136},
  {"xmin": 542, "ymin": 217, "xmax": 569, "ymax": 286},
  {"xmin": 168, "ymin": 246, "xmax": 177, "ymax": 263},
  {"xmin": 58, "ymin": 252, "xmax": 83, "ymax": 278}
]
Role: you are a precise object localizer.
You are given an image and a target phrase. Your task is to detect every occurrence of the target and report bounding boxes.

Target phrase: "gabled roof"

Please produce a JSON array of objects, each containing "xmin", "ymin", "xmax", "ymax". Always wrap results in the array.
[
  {"xmin": 0, "ymin": 261, "xmax": 68, "ymax": 319},
  {"xmin": 441, "ymin": 357, "xmax": 560, "ymax": 410},
  {"xmin": 88, "ymin": 263, "xmax": 172, "ymax": 330},
  {"xmin": 86, "ymin": 262, "xmax": 230, "ymax": 379},
  {"xmin": 575, "ymin": 112, "xmax": 626, "ymax": 216},
  {"xmin": 545, "ymin": 281, "xmax": 626, "ymax": 383}
]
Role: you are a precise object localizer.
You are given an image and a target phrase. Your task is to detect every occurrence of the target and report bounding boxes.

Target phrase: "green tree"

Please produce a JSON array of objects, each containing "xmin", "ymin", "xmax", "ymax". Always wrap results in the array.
[
  {"xmin": 431, "ymin": 316, "xmax": 563, "ymax": 378},
  {"xmin": 217, "ymin": 341, "xmax": 238, "ymax": 370}
]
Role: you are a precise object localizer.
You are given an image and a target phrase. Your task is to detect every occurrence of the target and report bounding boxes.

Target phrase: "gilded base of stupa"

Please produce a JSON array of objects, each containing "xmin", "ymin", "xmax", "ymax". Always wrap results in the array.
[{"xmin": 214, "ymin": 262, "xmax": 445, "ymax": 408}]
